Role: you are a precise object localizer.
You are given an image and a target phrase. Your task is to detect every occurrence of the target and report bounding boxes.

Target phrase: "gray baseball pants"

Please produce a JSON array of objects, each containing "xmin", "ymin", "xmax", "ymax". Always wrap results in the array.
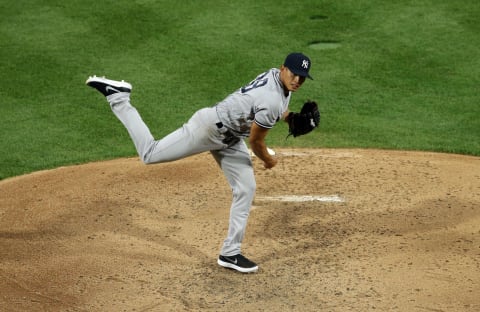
[{"xmin": 107, "ymin": 92, "xmax": 255, "ymax": 257}]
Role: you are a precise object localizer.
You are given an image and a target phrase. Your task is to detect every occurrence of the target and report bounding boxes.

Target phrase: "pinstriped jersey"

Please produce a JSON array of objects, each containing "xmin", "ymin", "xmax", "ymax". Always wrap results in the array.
[{"xmin": 215, "ymin": 68, "xmax": 291, "ymax": 137}]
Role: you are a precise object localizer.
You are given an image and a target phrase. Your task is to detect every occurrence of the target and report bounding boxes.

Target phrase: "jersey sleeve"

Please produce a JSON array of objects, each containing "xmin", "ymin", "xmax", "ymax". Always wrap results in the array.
[
  {"xmin": 254, "ymin": 101, "xmax": 282, "ymax": 129},
  {"xmin": 246, "ymin": 68, "xmax": 288, "ymax": 130}
]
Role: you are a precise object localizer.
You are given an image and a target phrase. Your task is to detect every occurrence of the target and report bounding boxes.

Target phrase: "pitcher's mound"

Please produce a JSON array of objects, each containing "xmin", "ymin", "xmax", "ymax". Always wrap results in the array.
[{"xmin": 1, "ymin": 148, "xmax": 479, "ymax": 311}]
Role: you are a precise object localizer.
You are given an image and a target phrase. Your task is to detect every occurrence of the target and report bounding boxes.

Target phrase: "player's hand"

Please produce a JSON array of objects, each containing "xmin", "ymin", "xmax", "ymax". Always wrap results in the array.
[{"xmin": 263, "ymin": 157, "xmax": 278, "ymax": 169}]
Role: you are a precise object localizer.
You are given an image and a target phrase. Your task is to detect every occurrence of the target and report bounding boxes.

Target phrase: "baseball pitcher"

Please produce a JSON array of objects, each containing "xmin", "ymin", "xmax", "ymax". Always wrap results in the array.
[{"xmin": 86, "ymin": 52, "xmax": 319, "ymax": 273}]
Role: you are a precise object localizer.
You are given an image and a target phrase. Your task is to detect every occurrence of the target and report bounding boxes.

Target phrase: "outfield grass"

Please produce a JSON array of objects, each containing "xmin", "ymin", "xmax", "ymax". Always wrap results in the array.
[{"xmin": 0, "ymin": 0, "xmax": 478, "ymax": 179}]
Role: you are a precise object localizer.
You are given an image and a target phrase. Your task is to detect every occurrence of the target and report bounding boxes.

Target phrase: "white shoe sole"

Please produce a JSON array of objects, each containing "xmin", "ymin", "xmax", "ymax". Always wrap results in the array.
[{"xmin": 86, "ymin": 75, "xmax": 132, "ymax": 90}]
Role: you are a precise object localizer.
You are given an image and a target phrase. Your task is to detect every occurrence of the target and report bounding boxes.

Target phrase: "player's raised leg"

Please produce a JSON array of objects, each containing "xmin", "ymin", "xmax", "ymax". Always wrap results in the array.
[
  {"xmin": 86, "ymin": 76, "xmax": 157, "ymax": 162},
  {"xmin": 86, "ymin": 76, "xmax": 225, "ymax": 164}
]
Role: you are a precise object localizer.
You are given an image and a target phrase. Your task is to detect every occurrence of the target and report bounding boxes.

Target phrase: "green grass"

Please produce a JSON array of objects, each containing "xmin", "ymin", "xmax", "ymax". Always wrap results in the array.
[{"xmin": 1, "ymin": 0, "xmax": 479, "ymax": 179}]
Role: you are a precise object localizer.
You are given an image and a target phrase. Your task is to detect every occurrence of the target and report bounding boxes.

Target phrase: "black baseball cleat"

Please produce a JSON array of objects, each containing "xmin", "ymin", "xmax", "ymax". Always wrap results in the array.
[
  {"xmin": 217, "ymin": 254, "xmax": 258, "ymax": 273},
  {"xmin": 86, "ymin": 76, "xmax": 132, "ymax": 96}
]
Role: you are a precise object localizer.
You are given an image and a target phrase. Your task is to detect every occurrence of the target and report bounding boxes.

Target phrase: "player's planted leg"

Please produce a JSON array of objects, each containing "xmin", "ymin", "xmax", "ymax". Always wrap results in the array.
[{"xmin": 211, "ymin": 146, "xmax": 258, "ymax": 273}]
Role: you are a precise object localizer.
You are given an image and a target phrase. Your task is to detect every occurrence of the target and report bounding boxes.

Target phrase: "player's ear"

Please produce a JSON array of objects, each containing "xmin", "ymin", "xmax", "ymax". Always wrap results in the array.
[{"xmin": 280, "ymin": 65, "xmax": 288, "ymax": 77}]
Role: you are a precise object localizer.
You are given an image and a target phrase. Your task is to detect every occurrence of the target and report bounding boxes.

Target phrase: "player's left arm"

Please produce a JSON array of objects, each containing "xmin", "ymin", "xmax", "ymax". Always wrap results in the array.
[{"xmin": 249, "ymin": 123, "xmax": 277, "ymax": 169}]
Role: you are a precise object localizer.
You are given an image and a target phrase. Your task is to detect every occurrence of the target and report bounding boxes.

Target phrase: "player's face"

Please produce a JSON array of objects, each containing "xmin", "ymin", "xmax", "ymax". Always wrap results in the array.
[{"xmin": 280, "ymin": 66, "xmax": 306, "ymax": 92}]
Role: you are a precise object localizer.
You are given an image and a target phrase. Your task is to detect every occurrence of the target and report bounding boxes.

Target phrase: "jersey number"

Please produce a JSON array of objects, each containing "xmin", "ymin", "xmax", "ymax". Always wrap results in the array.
[{"xmin": 241, "ymin": 72, "xmax": 268, "ymax": 93}]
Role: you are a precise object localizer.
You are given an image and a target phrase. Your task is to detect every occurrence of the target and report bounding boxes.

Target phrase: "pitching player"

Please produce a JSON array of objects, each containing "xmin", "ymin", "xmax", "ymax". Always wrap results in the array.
[{"xmin": 86, "ymin": 52, "xmax": 313, "ymax": 273}]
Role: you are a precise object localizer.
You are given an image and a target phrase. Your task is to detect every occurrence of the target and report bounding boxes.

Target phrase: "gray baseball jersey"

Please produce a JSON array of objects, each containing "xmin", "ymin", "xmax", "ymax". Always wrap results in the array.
[{"xmin": 215, "ymin": 68, "xmax": 291, "ymax": 136}]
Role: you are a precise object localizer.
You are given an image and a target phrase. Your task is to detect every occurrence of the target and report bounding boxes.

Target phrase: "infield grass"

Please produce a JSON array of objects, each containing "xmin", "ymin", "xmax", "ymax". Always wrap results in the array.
[{"xmin": 0, "ymin": 0, "xmax": 479, "ymax": 179}]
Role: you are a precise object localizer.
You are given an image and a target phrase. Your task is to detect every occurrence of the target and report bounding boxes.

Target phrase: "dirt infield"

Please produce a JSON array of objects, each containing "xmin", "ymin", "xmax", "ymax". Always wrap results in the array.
[{"xmin": 1, "ymin": 148, "xmax": 479, "ymax": 311}]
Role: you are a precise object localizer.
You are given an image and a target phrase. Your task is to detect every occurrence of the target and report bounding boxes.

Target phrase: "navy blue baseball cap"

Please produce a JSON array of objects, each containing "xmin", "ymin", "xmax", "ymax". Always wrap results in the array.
[{"xmin": 284, "ymin": 52, "xmax": 313, "ymax": 79}]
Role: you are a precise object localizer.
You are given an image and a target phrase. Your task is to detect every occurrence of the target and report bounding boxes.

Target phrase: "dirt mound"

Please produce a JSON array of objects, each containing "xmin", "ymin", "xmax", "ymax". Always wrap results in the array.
[{"xmin": 1, "ymin": 148, "xmax": 479, "ymax": 311}]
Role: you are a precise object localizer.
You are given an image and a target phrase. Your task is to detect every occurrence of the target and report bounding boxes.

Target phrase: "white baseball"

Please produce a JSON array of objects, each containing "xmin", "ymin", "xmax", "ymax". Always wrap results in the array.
[{"xmin": 249, "ymin": 147, "xmax": 276, "ymax": 157}]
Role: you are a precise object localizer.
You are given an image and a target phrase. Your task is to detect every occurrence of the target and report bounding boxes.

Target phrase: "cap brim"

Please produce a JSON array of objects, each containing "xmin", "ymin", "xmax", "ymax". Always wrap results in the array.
[{"xmin": 291, "ymin": 69, "xmax": 313, "ymax": 80}]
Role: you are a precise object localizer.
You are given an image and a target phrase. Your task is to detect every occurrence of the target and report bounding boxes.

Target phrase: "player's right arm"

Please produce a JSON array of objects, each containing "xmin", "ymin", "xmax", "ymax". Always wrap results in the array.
[{"xmin": 249, "ymin": 123, "xmax": 277, "ymax": 169}]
